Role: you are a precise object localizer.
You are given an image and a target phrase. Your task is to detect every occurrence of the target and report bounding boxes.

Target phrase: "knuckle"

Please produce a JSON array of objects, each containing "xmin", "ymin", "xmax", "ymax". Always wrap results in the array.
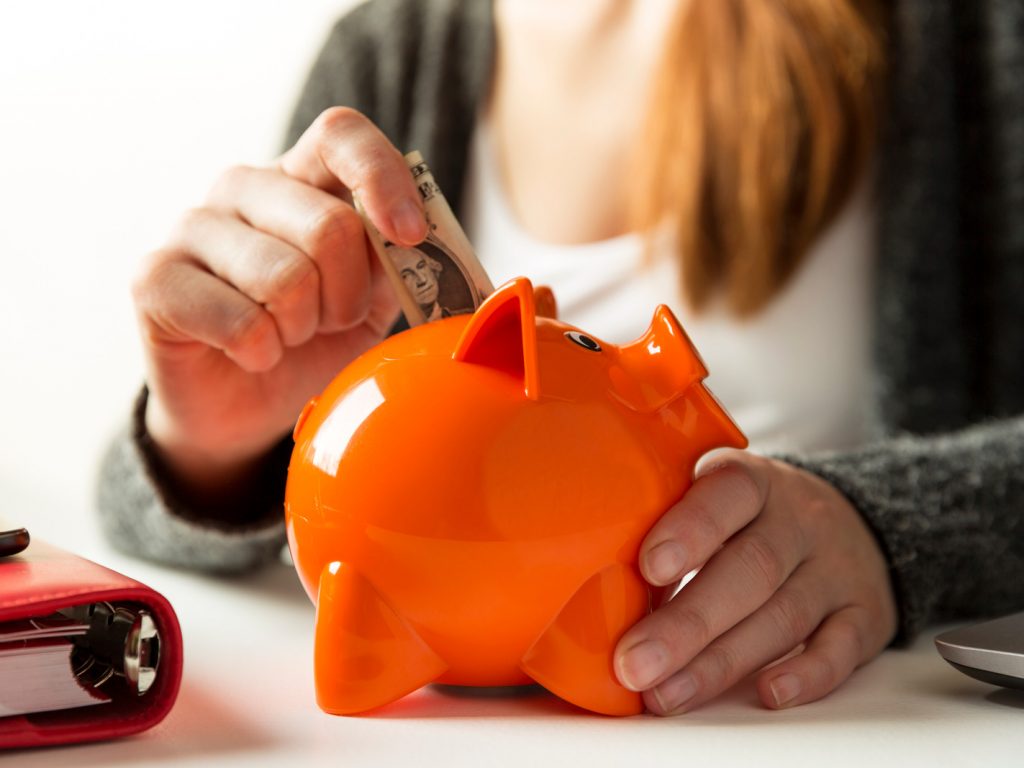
[
  {"xmin": 666, "ymin": 604, "xmax": 713, "ymax": 650},
  {"xmin": 226, "ymin": 304, "xmax": 274, "ymax": 353},
  {"xmin": 315, "ymin": 106, "xmax": 367, "ymax": 139},
  {"xmin": 131, "ymin": 249, "xmax": 177, "ymax": 306},
  {"xmin": 345, "ymin": 149, "xmax": 391, "ymax": 195},
  {"xmin": 688, "ymin": 503, "xmax": 726, "ymax": 550},
  {"xmin": 169, "ymin": 206, "xmax": 213, "ymax": 245},
  {"xmin": 716, "ymin": 461, "xmax": 764, "ymax": 512},
  {"xmin": 129, "ymin": 252, "xmax": 160, "ymax": 302},
  {"xmin": 735, "ymin": 531, "xmax": 786, "ymax": 592},
  {"xmin": 871, "ymin": 593, "xmax": 899, "ymax": 644},
  {"xmin": 793, "ymin": 495, "xmax": 832, "ymax": 536},
  {"xmin": 264, "ymin": 252, "xmax": 319, "ymax": 307},
  {"xmin": 813, "ymin": 651, "xmax": 843, "ymax": 688},
  {"xmin": 768, "ymin": 588, "xmax": 814, "ymax": 641},
  {"xmin": 208, "ymin": 164, "xmax": 252, "ymax": 202},
  {"xmin": 831, "ymin": 616, "xmax": 865, "ymax": 664},
  {"xmin": 701, "ymin": 642, "xmax": 740, "ymax": 687},
  {"xmin": 304, "ymin": 203, "xmax": 361, "ymax": 256},
  {"xmin": 313, "ymin": 108, "xmax": 396, "ymax": 193},
  {"xmin": 803, "ymin": 619, "xmax": 864, "ymax": 691}
]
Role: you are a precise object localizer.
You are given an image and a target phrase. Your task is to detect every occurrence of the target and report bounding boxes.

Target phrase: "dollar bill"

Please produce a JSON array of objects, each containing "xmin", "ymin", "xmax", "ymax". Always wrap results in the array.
[{"xmin": 356, "ymin": 151, "xmax": 495, "ymax": 327}]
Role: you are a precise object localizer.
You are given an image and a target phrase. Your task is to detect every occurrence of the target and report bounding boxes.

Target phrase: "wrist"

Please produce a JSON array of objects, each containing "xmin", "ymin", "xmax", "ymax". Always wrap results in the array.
[{"xmin": 142, "ymin": 389, "xmax": 282, "ymax": 509}]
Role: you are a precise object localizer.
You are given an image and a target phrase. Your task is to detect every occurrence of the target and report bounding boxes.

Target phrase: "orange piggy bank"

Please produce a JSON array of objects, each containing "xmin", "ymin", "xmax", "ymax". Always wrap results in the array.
[{"xmin": 285, "ymin": 277, "xmax": 746, "ymax": 716}]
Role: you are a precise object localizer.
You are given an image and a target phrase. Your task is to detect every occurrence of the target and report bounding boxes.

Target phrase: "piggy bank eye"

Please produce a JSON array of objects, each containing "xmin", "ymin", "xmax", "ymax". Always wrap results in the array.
[{"xmin": 565, "ymin": 331, "xmax": 601, "ymax": 352}]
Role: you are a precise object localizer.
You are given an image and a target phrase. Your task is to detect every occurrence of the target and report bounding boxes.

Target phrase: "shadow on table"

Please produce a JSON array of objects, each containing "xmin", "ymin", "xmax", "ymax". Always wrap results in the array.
[
  {"xmin": 107, "ymin": 548, "xmax": 310, "ymax": 611},
  {"xmin": 12, "ymin": 680, "xmax": 275, "ymax": 766},
  {"xmin": 158, "ymin": 560, "xmax": 308, "ymax": 610},
  {"xmin": 927, "ymin": 670, "xmax": 1024, "ymax": 712},
  {"xmin": 671, "ymin": 653, "xmax": 1022, "ymax": 728},
  {"xmin": 441, "ymin": 652, "xmax": 1011, "ymax": 728},
  {"xmin": 363, "ymin": 680, "xmax": 776, "ymax": 722},
  {"xmin": 985, "ymin": 688, "xmax": 1024, "ymax": 710},
  {"xmin": 365, "ymin": 684, "xmax": 581, "ymax": 719},
  {"xmin": 213, "ymin": 562, "xmax": 308, "ymax": 605}
]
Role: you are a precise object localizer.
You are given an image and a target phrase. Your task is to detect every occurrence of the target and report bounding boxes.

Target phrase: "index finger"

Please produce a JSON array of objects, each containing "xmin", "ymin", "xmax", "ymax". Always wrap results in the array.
[
  {"xmin": 277, "ymin": 106, "xmax": 427, "ymax": 246},
  {"xmin": 639, "ymin": 455, "xmax": 769, "ymax": 586}
]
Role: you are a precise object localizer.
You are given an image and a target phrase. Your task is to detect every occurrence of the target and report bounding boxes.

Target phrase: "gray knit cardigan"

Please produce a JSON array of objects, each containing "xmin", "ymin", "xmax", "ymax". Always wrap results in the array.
[{"xmin": 98, "ymin": 0, "xmax": 1024, "ymax": 642}]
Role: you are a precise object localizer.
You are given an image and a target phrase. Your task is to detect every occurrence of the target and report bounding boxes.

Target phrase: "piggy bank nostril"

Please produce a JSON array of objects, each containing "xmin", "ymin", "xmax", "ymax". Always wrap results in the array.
[{"xmin": 565, "ymin": 331, "xmax": 601, "ymax": 351}]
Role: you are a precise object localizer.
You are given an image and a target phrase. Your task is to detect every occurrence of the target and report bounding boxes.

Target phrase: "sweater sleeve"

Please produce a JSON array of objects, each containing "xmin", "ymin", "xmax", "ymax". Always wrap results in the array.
[
  {"xmin": 785, "ymin": 414, "xmax": 1024, "ymax": 643},
  {"xmin": 96, "ymin": 389, "xmax": 291, "ymax": 573}
]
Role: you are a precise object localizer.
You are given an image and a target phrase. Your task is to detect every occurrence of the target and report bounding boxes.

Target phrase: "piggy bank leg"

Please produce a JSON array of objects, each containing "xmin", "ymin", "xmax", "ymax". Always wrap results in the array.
[
  {"xmin": 314, "ymin": 561, "xmax": 448, "ymax": 715},
  {"xmin": 520, "ymin": 564, "xmax": 649, "ymax": 716}
]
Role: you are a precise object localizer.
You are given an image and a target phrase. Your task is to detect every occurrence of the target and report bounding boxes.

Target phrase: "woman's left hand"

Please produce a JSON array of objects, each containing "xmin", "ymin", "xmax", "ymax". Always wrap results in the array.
[{"xmin": 614, "ymin": 451, "xmax": 898, "ymax": 715}]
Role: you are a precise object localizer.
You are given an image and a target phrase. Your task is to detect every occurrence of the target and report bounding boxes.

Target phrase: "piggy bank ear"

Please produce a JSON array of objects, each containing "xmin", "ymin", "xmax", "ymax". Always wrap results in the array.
[
  {"xmin": 453, "ymin": 277, "xmax": 540, "ymax": 400},
  {"xmin": 533, "ymin": 285, "xmax": 558, "ymax": 319}
]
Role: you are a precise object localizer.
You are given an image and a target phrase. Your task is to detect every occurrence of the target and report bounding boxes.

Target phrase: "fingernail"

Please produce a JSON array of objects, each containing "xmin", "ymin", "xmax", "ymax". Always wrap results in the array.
[
  {"xmin": 654, "ymin": 671, "xmax": 698, "ymax": 713},
  {"xmin": 769, "ymin": 673, "xmax": 802, "ymax": 707},
  {"xmin": 390, "ymin": 198, "xmax": 426, "ymax": 243},
  {"xmin": 643, "ymin": 541, "xmax": 686, "ymax": 585},
  {"xmin": 617, "ymin": 640, "xmax": 669, "ymax": 691}
]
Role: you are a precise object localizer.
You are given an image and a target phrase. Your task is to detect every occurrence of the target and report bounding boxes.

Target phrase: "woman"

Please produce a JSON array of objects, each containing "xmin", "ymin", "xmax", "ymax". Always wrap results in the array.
[{"xmin": 99, "ymin": 0, "xmax": 1024, "ymax": 716}]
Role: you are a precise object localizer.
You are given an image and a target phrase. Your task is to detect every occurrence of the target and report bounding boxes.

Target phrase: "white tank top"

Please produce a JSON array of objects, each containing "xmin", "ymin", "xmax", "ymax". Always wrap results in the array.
[{"xmin": 461, "ymin": 122, "xmax": 881, "ymax": 454}]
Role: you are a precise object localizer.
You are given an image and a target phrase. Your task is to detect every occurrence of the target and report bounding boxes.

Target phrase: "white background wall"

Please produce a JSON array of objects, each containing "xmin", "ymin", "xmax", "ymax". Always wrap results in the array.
[{"xmin": 0, "ymin": 1, "xmax": 357, "ymax": 541}]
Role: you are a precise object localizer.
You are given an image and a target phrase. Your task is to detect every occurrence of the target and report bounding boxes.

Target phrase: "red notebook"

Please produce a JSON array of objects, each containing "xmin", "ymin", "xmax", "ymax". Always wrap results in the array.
[{"xmin": 0, "ymin": 535, "xmax": 182, "ymax": 749}]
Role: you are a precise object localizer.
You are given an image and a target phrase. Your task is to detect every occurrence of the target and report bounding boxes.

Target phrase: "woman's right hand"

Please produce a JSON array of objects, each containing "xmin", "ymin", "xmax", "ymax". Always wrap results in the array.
[{"xmin": 132, "ymin": 108, "xmax": 427, "ymax": 502}]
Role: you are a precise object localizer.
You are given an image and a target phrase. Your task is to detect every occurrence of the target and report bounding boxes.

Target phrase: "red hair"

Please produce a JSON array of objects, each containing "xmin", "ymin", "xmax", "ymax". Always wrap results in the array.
[{"xmin": 630, "ymin": 0, "xmax": 886, "ymax": 315}]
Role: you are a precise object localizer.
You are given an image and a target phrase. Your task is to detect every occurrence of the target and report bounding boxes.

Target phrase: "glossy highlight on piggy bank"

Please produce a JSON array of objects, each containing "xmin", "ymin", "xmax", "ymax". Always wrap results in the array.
[{"xmin": 285, "ymin": 277, "xmax": 746, "ymax": 716}]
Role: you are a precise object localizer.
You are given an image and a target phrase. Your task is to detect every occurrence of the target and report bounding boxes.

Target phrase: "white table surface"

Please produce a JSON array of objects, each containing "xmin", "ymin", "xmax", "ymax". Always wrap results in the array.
[{"xmin": 7, "ymin": 473, "xmax": 1022, "ymax": 768}]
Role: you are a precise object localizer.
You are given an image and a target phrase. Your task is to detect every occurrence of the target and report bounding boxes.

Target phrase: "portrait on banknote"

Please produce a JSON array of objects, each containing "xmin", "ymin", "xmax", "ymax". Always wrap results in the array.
[{"xmin": 388, "ymin": 237, "xmax": 478, "ymax": 321}]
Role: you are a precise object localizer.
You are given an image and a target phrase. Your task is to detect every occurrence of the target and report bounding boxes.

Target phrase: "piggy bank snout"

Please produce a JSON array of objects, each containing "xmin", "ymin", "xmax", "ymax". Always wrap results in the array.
[{"xmin": 612, "ymin": 305, "xmax": 709, "ymax": 413}]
